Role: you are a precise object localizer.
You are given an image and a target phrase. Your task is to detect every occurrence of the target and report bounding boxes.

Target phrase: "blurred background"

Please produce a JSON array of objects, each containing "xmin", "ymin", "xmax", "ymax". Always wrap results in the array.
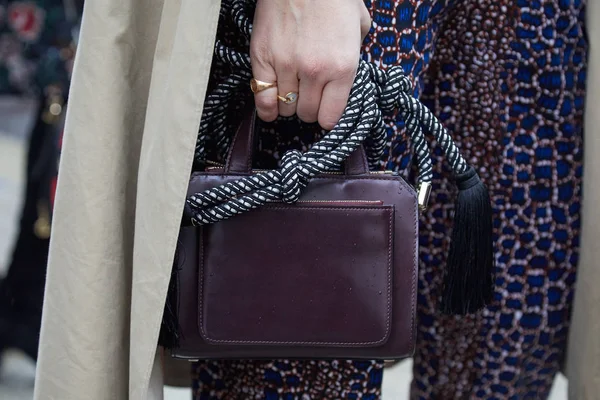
[
  {"xmin": 0, "ymin": 1, "xmax": 571, "ymax": 399},
  {"xmin": 0, "ymin": 1, "xmax": 80, "ymax": 398}
]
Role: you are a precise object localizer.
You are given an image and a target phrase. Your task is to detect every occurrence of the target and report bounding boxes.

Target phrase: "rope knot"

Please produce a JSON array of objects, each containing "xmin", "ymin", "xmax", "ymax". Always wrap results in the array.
[
  {"xmin": 379, "ymin": 66, "xmax": 413, "ymax": 112},
  {"xmin": 280, "ymin": 150, "xmax": 304, "ymax": 203}
]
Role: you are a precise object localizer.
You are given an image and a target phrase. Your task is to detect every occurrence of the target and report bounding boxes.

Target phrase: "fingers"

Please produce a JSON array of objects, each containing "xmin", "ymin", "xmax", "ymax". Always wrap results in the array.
[
  {"xmin": 318, "ymin": 70, "xmax": 355, "ymax": 130},
  {"xmin": 250, "ymin": 7, "xmax": 279, "ymax": 123},
  {"xmin": 251, "ymin": 54, "xmax": 279, "ymax": 122},
  {"xmin": 297, "ymin": 74, "xmax": 323, "ymax": 124},
  {"xmin": 276, "ymin": 65, "xmax": 299, "ymax": 117},
  {"xmin": 251, "ymin": 37, "xmax": 358, "ymax": 129},
  {"xmin": 252, "ymin": 62, "xmax": 356, "ymax": 130},
  {"xmin": 249, "ymin": 0, "xmax": 368, "ymax": 128}
]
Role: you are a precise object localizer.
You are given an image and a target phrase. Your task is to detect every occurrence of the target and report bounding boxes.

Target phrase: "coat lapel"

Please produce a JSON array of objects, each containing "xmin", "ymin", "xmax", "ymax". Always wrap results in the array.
[{"xmin": 130, "ymin": 0, "xmax": 221, "ymax": 397}]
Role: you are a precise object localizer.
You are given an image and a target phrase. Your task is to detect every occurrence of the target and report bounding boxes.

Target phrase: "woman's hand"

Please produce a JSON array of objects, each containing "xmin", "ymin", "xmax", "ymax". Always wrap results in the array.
[{"xmin": 251, "ymin": 0, "xmax": 371, "ymax": 130}]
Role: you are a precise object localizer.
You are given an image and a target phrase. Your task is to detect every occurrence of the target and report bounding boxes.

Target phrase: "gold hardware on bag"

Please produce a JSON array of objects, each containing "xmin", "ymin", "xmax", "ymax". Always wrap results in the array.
[{"xmin": 417, "ymin": 182, "xmax": 432, "ymax": 211}]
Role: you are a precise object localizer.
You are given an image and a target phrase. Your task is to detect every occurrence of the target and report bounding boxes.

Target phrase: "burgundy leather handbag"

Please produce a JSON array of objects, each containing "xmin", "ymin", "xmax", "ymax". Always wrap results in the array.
[
  {"xmin": 161, "ymin": 0, "xmax": 494, "ymax": 363},
  {"xmin": 171, "ymin": 113, "xmax": 418, "ymax": 360}
]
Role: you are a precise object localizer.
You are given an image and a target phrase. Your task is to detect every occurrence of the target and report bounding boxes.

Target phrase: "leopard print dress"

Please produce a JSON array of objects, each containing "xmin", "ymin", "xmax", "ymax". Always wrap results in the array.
[{"xmin": 192, "ymin": 0, "xmax": 587, "ymax": 398}]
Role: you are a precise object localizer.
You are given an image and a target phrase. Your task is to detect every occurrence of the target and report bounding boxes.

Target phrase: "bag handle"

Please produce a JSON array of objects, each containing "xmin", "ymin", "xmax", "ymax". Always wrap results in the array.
[
  {"xmin": 185, "ymin": 0, "xmax": 494, "ymax": 315},
  {"xmin": 187, "ymin": 60, "xmax": 441, "ymax": 225},
  {"xmin": 224, "ymin": 110, "xmax": 370, "ymax": 175}
]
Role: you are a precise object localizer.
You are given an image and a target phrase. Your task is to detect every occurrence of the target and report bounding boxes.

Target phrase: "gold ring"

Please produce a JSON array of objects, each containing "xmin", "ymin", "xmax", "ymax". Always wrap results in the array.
[
  {"xmin": 250, "ymin": 78, "xmax": 277, "ymax": 93},
  {"xmin": 277, "ymin": 92, "xmax": 298, "ymax": 105}
]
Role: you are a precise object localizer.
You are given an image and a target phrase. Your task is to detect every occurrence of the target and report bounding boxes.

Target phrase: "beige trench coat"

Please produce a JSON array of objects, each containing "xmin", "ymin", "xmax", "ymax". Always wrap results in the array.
[
  {"xmin": 32, "ymin": 0, "xmax": 600, "ymax": 398},
  {"xmin": 567, "ymin": 0, "xmax": 600, "ymax": 398},
  {"xmin": 33, "ymin": 0, "xmax": 222, "ymax": 398}
]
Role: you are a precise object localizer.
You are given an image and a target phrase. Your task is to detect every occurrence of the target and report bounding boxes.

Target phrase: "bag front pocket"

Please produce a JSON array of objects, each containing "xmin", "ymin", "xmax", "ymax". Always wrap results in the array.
[{"xmin": 198, "ymin": 201, "xmax": 395, "ymax": 347}]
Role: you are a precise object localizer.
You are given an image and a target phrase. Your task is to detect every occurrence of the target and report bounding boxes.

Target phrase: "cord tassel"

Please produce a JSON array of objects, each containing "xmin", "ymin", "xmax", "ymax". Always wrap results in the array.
[{"xmin": 441, "ymin": 167, "xmax": 494, "ymax": 315}]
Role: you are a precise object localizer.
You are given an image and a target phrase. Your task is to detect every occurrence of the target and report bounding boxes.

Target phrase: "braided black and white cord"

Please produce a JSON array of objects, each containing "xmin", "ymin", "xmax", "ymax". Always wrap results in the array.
[{"xmin": 187, "ymin": 0, "xmax": 468, "ymax": 226}]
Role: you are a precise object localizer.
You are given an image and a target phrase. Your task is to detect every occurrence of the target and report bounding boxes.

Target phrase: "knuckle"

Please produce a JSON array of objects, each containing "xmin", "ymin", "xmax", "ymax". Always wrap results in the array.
[
  {"xmin": 332, "ymin": 61, "xmax": 356, "ymax": 78},
  {"xmin": 299, "ymin": 58, "xmax": 326, "ymax": 81},
  {"xmin": 276, "ymin": 56, "xmax": 295, "ymax": 72},
  {"xmin": 299, "ymin": 58, "xmax": 356, "ymax": 82},
  {"xmin": 250, "ymin": 38, "xmax": 271, "ymax": 64}
]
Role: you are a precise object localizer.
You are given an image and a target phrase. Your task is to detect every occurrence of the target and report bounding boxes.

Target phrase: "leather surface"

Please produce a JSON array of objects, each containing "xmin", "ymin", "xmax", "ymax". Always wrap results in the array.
[
  {"xmin": 199, "ymin": 202, "xmax": 394, "ymax": 346},
  {"xmin": 173, "ymin": 173, "xmax": 418, "ymax": 360},
  {"xmin": 172, "ymin": 114, "xmax": 418, "ymax": 360}
]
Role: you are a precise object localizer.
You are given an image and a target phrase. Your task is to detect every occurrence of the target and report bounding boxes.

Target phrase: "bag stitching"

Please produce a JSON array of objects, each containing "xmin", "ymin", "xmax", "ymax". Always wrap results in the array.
[
  {"xmin": 197, "ymin": 205, "xmax": 394, "ymax": 346},
  {"xmin": 191, "ymin": 171, "xmax": 417, "ymax": 197}
]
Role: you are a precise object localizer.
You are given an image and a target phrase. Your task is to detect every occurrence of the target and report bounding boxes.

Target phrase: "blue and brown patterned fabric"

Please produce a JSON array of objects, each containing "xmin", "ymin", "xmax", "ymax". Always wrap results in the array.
[{"xmin": 192, "ymin": 0, "xmax": 586, "ymax": 399}]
